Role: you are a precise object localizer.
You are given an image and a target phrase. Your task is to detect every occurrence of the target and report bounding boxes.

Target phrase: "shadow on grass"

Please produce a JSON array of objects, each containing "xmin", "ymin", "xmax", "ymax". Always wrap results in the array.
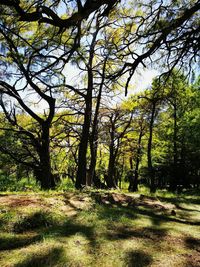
[
  {"xmin": 157, "ymin": 196, "xmax": 200, "ymax": 206},
  {"xmin": 13, "ymin": 211, "xmax": 57, "ymax": 233},
  {"xmin": 173, "ymin": 204, "xmax": 200, "ymax": 213},
  {"xmin": 0, "ymin": 234, "xmax": 42, "ymax": 251},
  {"xmin": 124, "ymin": 250, "xmax": 153, "ymax": 267},
  {"xmin": 93, "ymin": 197, "xmax": 200, "ymax": 228},
  {"xmin": 133, "ymin": 206, "xmax": 200, "ymax": 226},
  {"xmin": 184, "ymin": 236, "xmax": 200, "ymax": 250},
  {"xmin": 97, "ymin": 205, "xmax": 137, "ymax": 222},
  {"xmin": 106, "ymin": 226, "xmax": 167, "ymax": 242},
  {"xmin": 91, "ymin": 192, "xmax": 200, "ymax": 227},
  {"xmin": 15, "ymin": 247, "xmax": 66, "ymax": 267},
  {"xmin": 44, "ymin": 219, "xmax": 97, "ymax": 248}
]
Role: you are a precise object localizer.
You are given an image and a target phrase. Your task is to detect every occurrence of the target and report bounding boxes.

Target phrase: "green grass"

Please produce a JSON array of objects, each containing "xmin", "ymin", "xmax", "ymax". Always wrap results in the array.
[{"xmin": 0, "ymin": 189, "xmax": 199, "ymax": 267}]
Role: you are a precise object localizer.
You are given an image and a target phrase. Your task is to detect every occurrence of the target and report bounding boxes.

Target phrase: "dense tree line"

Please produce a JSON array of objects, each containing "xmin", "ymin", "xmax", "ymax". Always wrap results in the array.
[{"xmin": 0, "ymin": 0, "xmax": 199, "ymax": 191}]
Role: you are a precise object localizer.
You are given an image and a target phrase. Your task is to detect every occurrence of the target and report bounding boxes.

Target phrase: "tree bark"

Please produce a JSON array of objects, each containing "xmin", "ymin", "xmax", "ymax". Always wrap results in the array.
[
  {"xmin": 107, "ymin": 142, "xmax": 117, "ymax": 188},
  {"xmin": 75, "ymin": 20, "xmax": 100, "ymax": 189},
  {"xmin": 129, "ymin": 125, "xmax": 144, "ymax": 192},
  {"xmin": 37, "ymin": 123, "xmax": 55, "ymax": 190},
  {"xmin": 170, "ymin": 100, "xmax": 178, "ymax": 191},
  {"xmin": 148, "ymin": 102, "xmax": 156, "ymax": 193},
  {"xmin": 87, "ymin": 56, "xmax": 107, "ymax": 187},
  {"xmin": 75, "ymin": 92, "xmax": 92, "ymax": 189}
]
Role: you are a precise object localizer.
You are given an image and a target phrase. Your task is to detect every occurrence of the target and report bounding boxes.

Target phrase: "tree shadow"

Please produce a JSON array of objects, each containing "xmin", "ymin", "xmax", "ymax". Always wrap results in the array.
[
  {"xmin": 133, "ymin": 206, "xmax": 200, "ymax": 226},
  {"xmin": 91, "ymin": 192, "xmax": 200, "ymax": 226},
  {"xmin": 15, "ymin": 247, "xmax": 66, "ymax": 267},
  {"xmin": 183, "ymin": 228, "xmax": 200, "ymax": 266},
  {"xmin": 13, "ymin": 211, "xmax": 56, "ymax": 233},
  {"xmin": 184, "ymin": 236, "xmax": 200, "ymax": 250},
  {"xmin": 157, "ymin": 196, "xmax": 200, "ymax": 206},
  {"xmin": 94, "ymin": 197, "xmax": 200, "ymax": 227},
  {"xmin": 105, "ymin": 226, "xmax": 167, "ymax": 242},
  {"xmin": 97, "ymin": 205, "xmax": 138, "ymax": 222},
  {"xmin": 124, "ymin": 250, "xmax": 153, "ymax": 267},
  {"xmin": 0, "ymin": 234, "xmax": 42, "ymax": 251},
  {"xmin": 43, "ymin": 218, "xmax": 97, "ymax": 249}
]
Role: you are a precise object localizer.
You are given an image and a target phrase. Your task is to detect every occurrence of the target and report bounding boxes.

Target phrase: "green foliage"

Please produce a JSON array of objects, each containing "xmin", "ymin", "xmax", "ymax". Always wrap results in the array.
[
  {"xmin": 0, "ymin": 174, "xmax": 39, "ymax": 192},
  {"xmin": 0, "ymin": 0, "xmax": 199, "ymax": 192},
  {"xmin": 55, "ymin": 178, "xmax": 75, "ymax": 191}
]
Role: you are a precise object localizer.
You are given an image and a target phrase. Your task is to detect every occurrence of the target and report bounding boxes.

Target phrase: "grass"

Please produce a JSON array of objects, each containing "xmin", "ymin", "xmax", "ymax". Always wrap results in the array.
[{"xmin": 0, "ymin": 189, "xmax": 199, "ymax": 267}]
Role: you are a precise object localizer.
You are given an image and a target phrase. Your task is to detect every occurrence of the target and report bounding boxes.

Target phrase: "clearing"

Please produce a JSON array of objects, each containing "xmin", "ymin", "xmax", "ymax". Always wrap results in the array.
[{"xmin": 0, "ymin": 191, "xmax": 199, "ymax": 267}]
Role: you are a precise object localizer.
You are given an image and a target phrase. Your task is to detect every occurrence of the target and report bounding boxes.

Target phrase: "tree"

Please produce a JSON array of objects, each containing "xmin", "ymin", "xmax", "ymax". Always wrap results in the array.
[
  {"xmin": 158, "ymin": 71, "xmax": 197, "ymax": 191},
  {"xmin": 110, "ymin": 0, "xmax": 200, "ymax": 94},
  {"xmin": 0, "ymin": 0, "xmax": 119, "ymax": 31},
  {"xmin": 127, "ymin": 106, "xmax": 146, "ymax": 192},
  {"xmin": 66, "ymin": 14, "xmax": 118, "ymax": 189},
  {"xmin": 0, "ymin": 11, "xmax": 58, "ymax": 189},
  {"xmin": 2, "ymin": 1, "xmax": 199, "ymax": 92},
  {"xmin": 0, "ymin": 0, "xmax": 199, "ymax": 192},
  {"xmin": 100, "ymin": 107, "xmax": 133, "ymax": 188},
  {"xmin": 137, "ymin": 79, "xmax": 169, "ymax": 192}
]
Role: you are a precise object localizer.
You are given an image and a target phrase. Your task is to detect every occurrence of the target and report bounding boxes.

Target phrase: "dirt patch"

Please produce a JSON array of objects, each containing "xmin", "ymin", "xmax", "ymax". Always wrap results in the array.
[
  {"xmin": 0, "ymin": 192, "xmax": 197, "ymax": 222},
  {"xmin": 0, "ymin": 195, "xmax": 44, "ymax": 208},
  {"xmin": 0, "ymin": 193, "xmax": 93, "ymax": 217},
  {"xmin": 183, "ymin": 252, "xmax": 200, "ymax": 267},
  {"xmin": 63, "ymin": 194, "xmax": 93, "ymax": 211}
]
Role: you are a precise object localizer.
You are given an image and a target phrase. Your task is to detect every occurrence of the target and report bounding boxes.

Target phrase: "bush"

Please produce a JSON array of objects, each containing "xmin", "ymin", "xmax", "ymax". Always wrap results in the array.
[{"xmin": 0, "ymin": 174, "xmax": 39, "ymax": 192}]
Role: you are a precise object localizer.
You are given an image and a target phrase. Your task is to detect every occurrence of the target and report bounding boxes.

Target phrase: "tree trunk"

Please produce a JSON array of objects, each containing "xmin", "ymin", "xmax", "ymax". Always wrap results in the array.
[
  {"xmin": 75, "ymin": 94, "xmax": 92, "ymax": 189},
  {"xmin": 88, "ymin": 99, "xmax": 100, "ymax": 186},
  {"xmin": 88, "ymin": 139, "xmax": 98, "ymax": 186},
  {"xmin": 107, "ymin": 143, "xmax": 117, "ymax": 188},
  {"xmin": 180, "ymin": 141, "xmax": 187, "ymax": 189},
  {"xmin": 170, "ymin": 100, "xmax": 178, "ymax": 191},
  {"xmin": 88, "ymin": 56, "xmax": 107, "ymax": 187},
  {"xmin": 38, "ymin": 124, "xmax": 55, "ymax": 190},
  {"xmin": 148, "ymin": 102, "xmax": 156, "ymax": 193},
  {"xmin": 129, "ymin": 157, "xmax": 133, "ymax": 170},
  {"xmin": 129, "ymin": 126, "xmax": 143, "ymax": 192},
  {"xmin": 75, "ymin": 23, "xmax": 99, "ymax": 189}
]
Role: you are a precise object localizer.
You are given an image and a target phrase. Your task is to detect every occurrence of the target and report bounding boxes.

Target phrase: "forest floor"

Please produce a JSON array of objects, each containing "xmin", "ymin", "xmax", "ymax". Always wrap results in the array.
[{"xmin": 0, "ymin": 190, "xmax": 199, "ymax": 267}]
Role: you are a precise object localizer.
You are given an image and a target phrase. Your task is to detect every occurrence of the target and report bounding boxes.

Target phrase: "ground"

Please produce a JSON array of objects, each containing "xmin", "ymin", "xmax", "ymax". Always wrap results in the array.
[{"xmin": 0, "ymin": 190, "xmax": 199, "ymax": 267}]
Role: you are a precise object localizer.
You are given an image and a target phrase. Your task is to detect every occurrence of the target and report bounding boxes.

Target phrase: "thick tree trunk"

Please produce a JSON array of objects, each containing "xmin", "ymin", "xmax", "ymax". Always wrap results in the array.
[
  {"xmin": 75, "ymin": 95, "xmax": 92, "ymax": 189},
  {"xmin": 129, "ymin": 157, "xmax": 133, "ymax": 170},
  {"xmin": 37, "ymin": 124, "xmax": 55, "ymax": 190},
  {"xmin": 88, "ymin": 99, "xmax": 100, "ymax": 186},
  {"xmin": 88, "ymin": 139, "xmax": 97, "ymax": 186},
  {"xmin": 107, "ymin": 143, "xmax": 117, "ymax": 188},
  {"xmin": 75, "ymin": 23, "xmax": 99, "ymax": 189},
  {"xmin": 88, "ymin": 56, "xmax": 107, "ymax": 187}
]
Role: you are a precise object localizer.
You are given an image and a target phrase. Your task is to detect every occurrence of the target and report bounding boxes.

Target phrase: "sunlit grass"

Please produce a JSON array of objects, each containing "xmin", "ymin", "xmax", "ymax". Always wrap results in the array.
[{"xmin": 0, "ymin": 190, "xmax": 199, "ymax": 266}]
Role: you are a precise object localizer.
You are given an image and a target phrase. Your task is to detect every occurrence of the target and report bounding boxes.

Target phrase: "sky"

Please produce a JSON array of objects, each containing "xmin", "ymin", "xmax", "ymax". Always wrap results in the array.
[
  {"xmin": 24, "ymin": 65, "xmax": 159, "ymax": 113},
  {"xmin": 0, "ymin": 0, "xmax": 160, "ymax": 115}
]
